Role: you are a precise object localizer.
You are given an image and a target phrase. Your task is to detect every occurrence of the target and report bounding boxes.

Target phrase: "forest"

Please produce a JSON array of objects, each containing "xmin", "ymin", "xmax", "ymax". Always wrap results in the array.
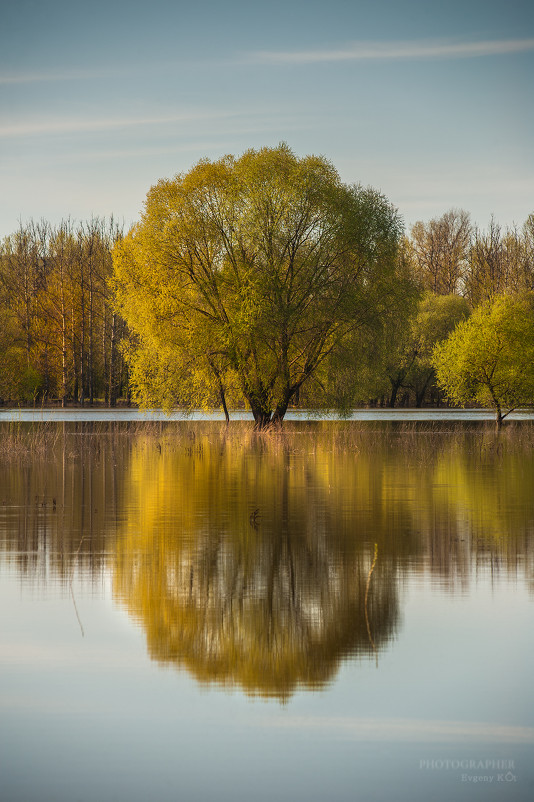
[
  {"xmin": 1, "ymin": 153, "xmax": 533, "ymax": 417},
  {"xmin": 0, "ymin": 217, "xmax": 128, "ymax": 406}
]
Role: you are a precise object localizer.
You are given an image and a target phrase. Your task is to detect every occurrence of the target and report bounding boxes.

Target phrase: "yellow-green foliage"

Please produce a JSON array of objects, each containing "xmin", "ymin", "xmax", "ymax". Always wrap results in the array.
[
  {"xmin": 112, "ymin": 144, "xmax": 403, "ymax": 424},
  {"xmin": 433, "ymin": 292, "xmax": 534, "ymax": 421}
]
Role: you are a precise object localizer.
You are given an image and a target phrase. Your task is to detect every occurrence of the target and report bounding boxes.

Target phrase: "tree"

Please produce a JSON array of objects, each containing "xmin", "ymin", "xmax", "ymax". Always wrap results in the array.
[
  {"xmin": 346, "ymin": 290, "xmax": 468, "ymax": 409},
  {"xmin": 298, "ymin": 237, "xmax": 420, "ymax": 410},
  {"xmin": 432, "ymin": 293, "xmax": 534, "ymax": 426},
  {"xmin": 113, "ymin": 145, "xmax": 403, "ymax": 427},
  {"xmin": 463, "ymin": 217, "xmax": 505, "ymax": 305},
  {"xmin": 406, "ymin": 292, "xmax": 470, "ymax": 407},
  {"xmin": 464, "ymin": 216, "xmax": 534, "ymax": 305},
  {"xmin": 410, "ymin": 208, "xmax": 471, "ymax": 294},
  {"xmin": 0, "ymin": 217, "xmax": 126, "ymax": 405}
]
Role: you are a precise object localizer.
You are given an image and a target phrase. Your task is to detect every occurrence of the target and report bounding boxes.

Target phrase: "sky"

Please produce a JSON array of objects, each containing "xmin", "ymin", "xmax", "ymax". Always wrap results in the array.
[{"xmin": 1, "ymin": 0, "xmax": 533, "ymax": 238}]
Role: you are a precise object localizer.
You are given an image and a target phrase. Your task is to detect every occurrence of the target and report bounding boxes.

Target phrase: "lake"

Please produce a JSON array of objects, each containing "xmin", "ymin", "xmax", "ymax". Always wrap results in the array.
[
  {"xmin": 1, "ymin": 407, "xmax": 534, "ymax": 422},
  {"xmin": 1, "ymin": 419, "xmax": 533, "ymax": 801}
]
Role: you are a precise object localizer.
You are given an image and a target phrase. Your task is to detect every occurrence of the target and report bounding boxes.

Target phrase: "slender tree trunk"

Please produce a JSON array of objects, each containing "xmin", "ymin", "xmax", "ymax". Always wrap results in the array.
[
  {"xmin": 388, "ymin": 378, "xmax": 402, "ymax": 408},
  {"xmin": 415, "ymin": 372, "xmax": 433, "ymax": 408},
  {"xmin": 61, "ymin": 279, "xmax": 67, "ymax": 407},
  {"xmin": 102, "ymin": 310, "xmax": 109, "ymax": 405},
  {"xmin": 108, "ymin": 312, "xmax": 117, "ymax": 407},
  {"xmin": 207, "ymin": 359, "xmax": 230, "ymax": 424},
  {"xmin": 219, "ymin": 384, "xmax": 230, "ymax": 425},
  {"xmin": 488, "ymin": 382, "xmax": 504, "ymax": 430},
  {"xmin": 71, "ymin": 302, "xmax": 79, "ymax": 402},
  {"xmin": 79, "ymin": 293, "xmax": 85, "ymax": 406},
  {"xmin": 88, "ymin": 268, "xmax": 94, "ymax": 405},
  {"xmin": 24, "ymin": 272, "xmax": 32, "ymax": 368},
  {"xmin": 78, "ymin": 238, "xmax": 86, "ymax": 406}
]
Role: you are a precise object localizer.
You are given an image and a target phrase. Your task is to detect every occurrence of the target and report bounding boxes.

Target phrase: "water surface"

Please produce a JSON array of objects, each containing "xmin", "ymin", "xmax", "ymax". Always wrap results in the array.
[
  {"xmin": 1, "ymin": 422, "xmax": 533, "ymax": 801},
  {"xmin": 1, "ymin": 407, "xmax": 534, "ymax": 422}
]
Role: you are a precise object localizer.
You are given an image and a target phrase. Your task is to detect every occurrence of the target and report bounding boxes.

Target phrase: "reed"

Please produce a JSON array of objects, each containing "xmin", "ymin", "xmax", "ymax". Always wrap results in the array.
[
  {"xmin": 0, "ymin": 421, "xmax": 63, "ymax": 459},
  {"xmin": 1, "ymin": 417, "xmax": 533, "ymax": 465}
]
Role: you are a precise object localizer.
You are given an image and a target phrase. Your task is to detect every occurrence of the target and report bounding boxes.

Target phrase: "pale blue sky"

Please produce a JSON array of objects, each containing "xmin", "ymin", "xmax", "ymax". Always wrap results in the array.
[{"xmin": 1, "ymin": 0, "xmax": 533, "ymax": 237}]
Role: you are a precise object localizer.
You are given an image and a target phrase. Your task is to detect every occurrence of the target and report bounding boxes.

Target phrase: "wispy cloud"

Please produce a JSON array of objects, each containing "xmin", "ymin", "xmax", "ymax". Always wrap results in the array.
[
  {"xmin": 0, "ymin": 67, "xmax": 125, "ymax": 85},
  {"xmin": 0, "ymin": 104, "xmax": 317, "ymax": 141},
  {"xmin": 252, "ymin": 37, "xmax": 534, "ymax": 65},
  {"xmin": 0, "ymin": 110, "xmax": 233, "ymax": 139},
  {"xmin": 0, "ymin": 56, "xmax": 226, "ymax": 86}
]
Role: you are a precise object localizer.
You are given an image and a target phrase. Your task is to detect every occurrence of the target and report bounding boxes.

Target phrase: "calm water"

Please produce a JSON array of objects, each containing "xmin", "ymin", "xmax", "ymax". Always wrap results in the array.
[
  {"xmin": 1, "ymin": 407, "xmax": 534, "ymax": 422},
  {"xmin": 1, "ymin": 421, "xmax": 533, "ymax": 801}
]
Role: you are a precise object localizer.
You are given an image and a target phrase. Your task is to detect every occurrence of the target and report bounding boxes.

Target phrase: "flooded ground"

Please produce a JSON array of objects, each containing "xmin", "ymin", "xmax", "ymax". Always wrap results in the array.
[{"xmin": 1, "ymin": 421, "xmax": 533, "ymax": 801}]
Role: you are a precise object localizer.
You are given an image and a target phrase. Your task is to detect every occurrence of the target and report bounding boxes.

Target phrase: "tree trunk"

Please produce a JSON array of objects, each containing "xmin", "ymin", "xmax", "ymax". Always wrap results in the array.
[
  {"xmin": 250, "ymin": 406, "xmax": 272, "ymax": 430},
  {"xmin": 61, "ymin": 301, "xmax": 67, "ymax": 407},
  {"xmin": 88, "ymin": 270, "xmax": 94, "ymax": 405},
  {"xmin": 388, "ymin": 378, "xmax": 402, "ymax": 408},
  {"xmin": 269, "ymin": 382, "xmax": 301, "ymax": 427},
  {"xmin": 108, "ymin": 313, "xmax": 117, "ymax": 407},
  {"xmin": 272, "ymin": 396, "xmax": 291, "ymax": 427},
  {"xmin": 102, "ymin": 310, "xmax": 108, "ymax": 405},
  {"xmin": 219, "ymin": 382, "xmax": 230, "ymax": 425},
  {"xmin": 71, "ymin": 302, "xmax": 79, "ymax": 402},
  {"xmin": 79, "ymin": 244, "xmax": 85, "ymax": 406},
  {"xmin": 488, "ymin": 384, "xmax": 504, "ymax": 430},
  {"xmin": 415, "ymin": 372, "xmax": 433, "ymax": 408}
]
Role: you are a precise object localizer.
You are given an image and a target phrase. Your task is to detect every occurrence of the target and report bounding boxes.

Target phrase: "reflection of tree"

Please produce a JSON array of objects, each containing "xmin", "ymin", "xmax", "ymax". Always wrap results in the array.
[
  {"xmin": 2, "ymin": 422, "xmax": 534, "ymax": 680},
  {"xmin": 109, "ymin": 425, "xmax": 534, "ymax": 696},
  {"xmin": 365, "ymin": 426, "xmax": 534, "ymax": 590},
  {"xmin": 116, "ymin": 530, "xmax": 398, "ymax": 698},
  {"xmin": 0, "ymin": 423, "xmax": 125, "ymax": 581},
  {"xmin": 113, "ymin": 434, "xmax": 402, "ymax": 698}
]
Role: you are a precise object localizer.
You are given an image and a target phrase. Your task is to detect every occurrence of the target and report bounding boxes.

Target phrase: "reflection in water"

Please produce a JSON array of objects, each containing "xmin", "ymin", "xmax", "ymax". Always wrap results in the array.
[
  {"xmin": 0, "ymin": 423, "xmax": 126, "ymax": 583},
  {"xmin": 113, "ymin": 437, "xmax": 400, "ymax": 697},
  {"xmin": 1, "ymin": 422, "xmax": 534, "ymax": 698}
]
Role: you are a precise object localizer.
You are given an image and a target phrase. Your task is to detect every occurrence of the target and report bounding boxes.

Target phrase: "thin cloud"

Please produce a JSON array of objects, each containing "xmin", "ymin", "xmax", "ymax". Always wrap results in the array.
[
  {"xmin": 1, "ymin": 70, "xmax": 94, "ymax": 85},
  {"xmin": 0, "ymin": 105, "xmax": 316, "ymax": 141},
  {"xmin": 0, "ymin": 65, "xmax": 138, "ymax": 85},
  {"xmin": 253, "ymin": 37, "xmax": 534, "ymax": 65},
  {"xmin": 0, "ymin": 111, "xmax": 234, "ymax": 139},
  {"xmin": 0, "ymin": 56, "xmax": 226, "ymax": 86}
]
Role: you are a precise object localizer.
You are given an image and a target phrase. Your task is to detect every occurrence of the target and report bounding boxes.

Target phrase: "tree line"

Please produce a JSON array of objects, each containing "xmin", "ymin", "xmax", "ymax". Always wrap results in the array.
[
  {"xmin": 112, "ymin": 146, "xmax": 534, "ymax": 424},
  {"xmin": 0, "ymin": 217, "xmax": 128, "ymax": 405},
  {"xmin": 363, "ymin": 208, "xmax": 534, "ymax": 414},
  {"xmin": 1, "ymin": 146, "xmax": 533, "ymax": 419}
]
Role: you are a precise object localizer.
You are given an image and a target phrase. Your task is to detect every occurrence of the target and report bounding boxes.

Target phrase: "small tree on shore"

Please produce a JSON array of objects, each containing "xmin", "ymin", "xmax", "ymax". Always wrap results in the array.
[{"xmin": 432, "ymin": 293, "xmax": 534, "ymax": 426}]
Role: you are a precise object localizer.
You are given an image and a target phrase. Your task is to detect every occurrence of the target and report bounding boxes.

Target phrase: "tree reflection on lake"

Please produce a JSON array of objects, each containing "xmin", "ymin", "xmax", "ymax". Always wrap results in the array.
[
  {"xmin": 111, "ymin": 424, "xmax": 534, "ymax": 697},
  {"xmin": 112, "ymin": 434, "xmax": 402, "ymax": 697},
  {"xmin": 1, "ymin": 422, "xmax": 533, "ymax": 699}
]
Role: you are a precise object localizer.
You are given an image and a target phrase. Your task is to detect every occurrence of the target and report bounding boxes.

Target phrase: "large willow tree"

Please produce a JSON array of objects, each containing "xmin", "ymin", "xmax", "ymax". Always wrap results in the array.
[{"xmin": 113, "ymin": 144, "xmax": 403, "ymax": 426}]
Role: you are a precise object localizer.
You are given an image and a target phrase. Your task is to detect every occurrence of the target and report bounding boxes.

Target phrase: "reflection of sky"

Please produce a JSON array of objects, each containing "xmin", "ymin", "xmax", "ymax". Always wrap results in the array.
[
  {"xmin": 2, "ymin": 409, "xmax": 534, "ymax": 422},
  {"xmin": 262, "ymin": 717, "xmax": 534, "ymax": 744},
  {"xmin": 2, "ymin": 422, "xmax": 534, "ymax": 801},
  {"xmin": 1, "ymin": 559, "xmax": 533, "ymax": 801},
  {"xmin": 1, "ymin": 0, "xmax": 533, "ymax": 237}
]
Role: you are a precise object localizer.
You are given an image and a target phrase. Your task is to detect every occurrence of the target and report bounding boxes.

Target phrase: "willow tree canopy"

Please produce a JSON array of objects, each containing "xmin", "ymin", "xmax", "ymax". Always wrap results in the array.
[{"xmin": 113, "ymin": 144, "xmax": 404, "ymax": 426}]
